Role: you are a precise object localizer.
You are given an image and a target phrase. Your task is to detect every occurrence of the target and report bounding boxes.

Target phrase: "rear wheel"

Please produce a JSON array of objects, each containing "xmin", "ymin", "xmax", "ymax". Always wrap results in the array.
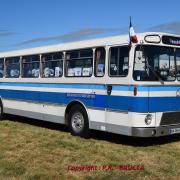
[{"xmin": 68, "ymin": 104, "xmax": 90, "ymax": 138}]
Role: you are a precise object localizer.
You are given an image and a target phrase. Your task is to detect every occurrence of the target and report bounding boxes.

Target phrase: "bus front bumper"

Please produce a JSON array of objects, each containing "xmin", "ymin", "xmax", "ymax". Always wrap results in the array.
[{"xmin": 131, "ymin": 124, "xmax": 180, "ymax": 137}]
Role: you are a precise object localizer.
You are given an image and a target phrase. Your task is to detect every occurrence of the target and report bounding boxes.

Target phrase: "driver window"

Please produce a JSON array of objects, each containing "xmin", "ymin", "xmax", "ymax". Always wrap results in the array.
[{"xmin": 109, "ymin": 46, "xmax": 129, "ymax": 77}]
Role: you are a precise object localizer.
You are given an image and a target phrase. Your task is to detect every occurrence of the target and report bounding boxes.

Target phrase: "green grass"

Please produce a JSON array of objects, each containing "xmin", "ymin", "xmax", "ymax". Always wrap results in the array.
[{"xmin": 0, "ymin": 116, "xmax": 179, "ymax": 179}]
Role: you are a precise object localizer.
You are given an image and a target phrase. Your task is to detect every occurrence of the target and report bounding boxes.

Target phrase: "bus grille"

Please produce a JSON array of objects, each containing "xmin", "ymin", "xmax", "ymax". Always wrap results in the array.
[{"xmin": 160, "ymin": 112, "xmax": 180, "ymax": 125}]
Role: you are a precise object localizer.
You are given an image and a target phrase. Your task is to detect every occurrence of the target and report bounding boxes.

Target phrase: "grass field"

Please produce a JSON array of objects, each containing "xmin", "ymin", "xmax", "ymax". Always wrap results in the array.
[{"xmin": 0, "ymin": 115, "xmax": 180, "ymax": 180}]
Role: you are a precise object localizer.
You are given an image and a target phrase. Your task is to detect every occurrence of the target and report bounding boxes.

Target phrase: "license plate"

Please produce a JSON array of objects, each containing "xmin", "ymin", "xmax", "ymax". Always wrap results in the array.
[{"xmin": 169, "ymin": 128, "xmax": 180, "ymax": 134}]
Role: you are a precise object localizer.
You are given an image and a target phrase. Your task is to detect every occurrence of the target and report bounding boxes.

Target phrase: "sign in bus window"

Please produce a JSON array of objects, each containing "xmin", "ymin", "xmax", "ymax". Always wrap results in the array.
[
  {"xmin": 66, "ymin": 49, "xmax": 93, "ymax": 77},
  {"xmin": 162, "ymin": 35, "xmax": 180, "ymax": 46},
  {"xmin": 5, "ymin": 57, "xmax": 20, "ymax": 78},
  {"xmin": 42, "ymin": 52, "xmax": 63, "ymax": 78},
  {"xmin": 22, "ymin": 55, "xmax": 40, "ymax": 78}
]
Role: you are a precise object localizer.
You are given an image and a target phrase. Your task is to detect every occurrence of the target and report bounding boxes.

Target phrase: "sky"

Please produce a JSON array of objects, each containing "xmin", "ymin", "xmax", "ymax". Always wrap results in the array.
[{"xmin": 0, "ymin": 0, "xmax": 179, "ymax": 52}]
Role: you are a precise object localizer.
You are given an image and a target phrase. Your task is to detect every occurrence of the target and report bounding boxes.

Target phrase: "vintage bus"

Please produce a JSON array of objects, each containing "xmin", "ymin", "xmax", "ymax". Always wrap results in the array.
[{"xmin": 0, "ymin": 32, "xmax": 179, "ymax": 137}]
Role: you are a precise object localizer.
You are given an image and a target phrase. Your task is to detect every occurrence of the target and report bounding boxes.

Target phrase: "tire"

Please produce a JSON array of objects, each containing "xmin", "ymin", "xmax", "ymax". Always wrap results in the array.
[
  {"xmin": 0, "ymin": 99, "xmax": 3, "ymax": 120},
  {"xmin": 68, "ymin": 104, "xmax": 90, "ymax": 138}
]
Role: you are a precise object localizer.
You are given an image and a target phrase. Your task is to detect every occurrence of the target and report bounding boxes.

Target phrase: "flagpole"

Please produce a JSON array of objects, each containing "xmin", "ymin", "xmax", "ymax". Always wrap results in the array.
[{"xmin": 129, "ymin": 16, "xmax": 132, "ymax": 27}]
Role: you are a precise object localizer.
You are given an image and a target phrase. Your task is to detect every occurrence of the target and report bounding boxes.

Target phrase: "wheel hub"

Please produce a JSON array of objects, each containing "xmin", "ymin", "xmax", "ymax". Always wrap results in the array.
[{"xmin": 71, "ymin": 112, "xmax": 84, "ymax": 133}]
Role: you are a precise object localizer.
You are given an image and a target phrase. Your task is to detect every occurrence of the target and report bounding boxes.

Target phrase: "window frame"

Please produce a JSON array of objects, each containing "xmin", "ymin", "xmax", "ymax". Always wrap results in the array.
[
  {"xmin": 65, "ymin": 48, "xmax": 93, "ymax": 78},
  {"xmin": 0, "ymin": 58, "xmax": 4, "ymax": 78},
  {"xmin": 175, "ymin": 48, "xmax": 180, "ymax": 81},
  {"xmin": 94, "ymin": 47, "xmax": 106, "ymax": 77},
  {"xmin": 21, "ymin": 54, "xmax": 40, "ymax": 78},
  {"xmin": 133, "ymin": 45, "xmax": 177, "ymax": 82},
  {"xmin": 5, "ymin": 56, "xmax": 21, "ymax": 78},
  {"xmin": 108, "ymin": 45, "xmax": 129, "ymax": 77},
  {"xmin": 41, "ymin": 52, "xmax": 64, "ymax": 78}
]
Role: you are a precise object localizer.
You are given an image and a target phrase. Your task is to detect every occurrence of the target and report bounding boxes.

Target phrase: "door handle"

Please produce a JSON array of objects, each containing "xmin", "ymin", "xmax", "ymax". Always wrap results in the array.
[{"xmin": 107, "ymin": 85, "xmax": 112, "ymax": 95}]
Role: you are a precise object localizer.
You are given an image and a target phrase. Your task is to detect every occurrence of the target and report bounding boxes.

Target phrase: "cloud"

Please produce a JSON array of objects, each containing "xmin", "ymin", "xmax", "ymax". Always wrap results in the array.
[
  {"xmin": 149, "ymin": 22, "xmax": 180, "ymax": 34},
  {"xmin": 18, "ymin": 27, "xmax": 127, "ymax": 46},
  {"xmin": 0, "ymin": 29, "xmax": 17, "ymax": 37}
]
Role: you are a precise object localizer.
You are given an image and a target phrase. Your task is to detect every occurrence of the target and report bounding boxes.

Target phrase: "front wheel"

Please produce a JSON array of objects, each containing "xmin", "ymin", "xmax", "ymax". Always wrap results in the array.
[{"xmin": 68, "ymin": 104, "xmax": 90, "ymax": 138}]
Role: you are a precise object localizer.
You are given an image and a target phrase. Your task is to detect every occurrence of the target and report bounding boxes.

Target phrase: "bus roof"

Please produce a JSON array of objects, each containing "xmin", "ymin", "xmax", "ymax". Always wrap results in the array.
[{"xmin": 0, "ymin": 32, "xmax": 179, "ymax": 58}]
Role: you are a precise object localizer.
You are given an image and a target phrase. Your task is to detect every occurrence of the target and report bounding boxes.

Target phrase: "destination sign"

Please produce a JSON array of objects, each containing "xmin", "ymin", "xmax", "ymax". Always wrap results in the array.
[{"xmin": 162, "ymin": 35, "xmax": 180, "ymax": 46}]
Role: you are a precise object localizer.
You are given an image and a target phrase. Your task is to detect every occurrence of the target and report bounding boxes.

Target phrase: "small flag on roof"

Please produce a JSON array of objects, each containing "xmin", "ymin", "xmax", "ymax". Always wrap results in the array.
[{"xmin": 129, "ymin": 17, "xmax": 138, "ymax": 48}]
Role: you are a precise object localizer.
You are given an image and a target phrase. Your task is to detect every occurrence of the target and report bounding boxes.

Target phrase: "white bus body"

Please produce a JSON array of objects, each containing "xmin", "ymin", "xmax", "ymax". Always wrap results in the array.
[{"xmin": 0, "ymin": 32, "xmax": 179, "ymax": 137}]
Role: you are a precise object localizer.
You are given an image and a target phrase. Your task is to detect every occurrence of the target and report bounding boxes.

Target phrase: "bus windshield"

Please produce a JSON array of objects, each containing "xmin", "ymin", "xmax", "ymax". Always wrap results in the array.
[{"xmin": 133, "ymin": 45, "xmax": 180, "ymax": 81}]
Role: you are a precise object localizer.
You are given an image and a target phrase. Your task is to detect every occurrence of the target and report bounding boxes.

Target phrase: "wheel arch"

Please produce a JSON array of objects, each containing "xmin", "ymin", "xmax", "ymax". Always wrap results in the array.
[
  {"xmin": 0, "ymin": 96, "xmax": 3, "ymax": 107},
  {"xmin": 0, "ymin": 96, "xmax": 4, "ymax": 120},
  {"xmin": 64, "ymin": 100, "xmax": 90, "ymax": 126}
]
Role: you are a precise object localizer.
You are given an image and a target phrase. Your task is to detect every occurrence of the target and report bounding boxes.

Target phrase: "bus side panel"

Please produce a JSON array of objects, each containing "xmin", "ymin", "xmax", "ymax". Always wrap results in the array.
[
  {"xmin": 105, "ymin": 85, "xmax": 131, "ymax": 135},
  {"xmin": 148, "ymin": 86, "xmax": 180, "ymax": 113},
  {"xmin": 129, "ymin": 96, "xmax": 149, "ymax": 113},
  {"xmin": 129, "ymin": 86, "xmax": 149, "ymax": 113}
]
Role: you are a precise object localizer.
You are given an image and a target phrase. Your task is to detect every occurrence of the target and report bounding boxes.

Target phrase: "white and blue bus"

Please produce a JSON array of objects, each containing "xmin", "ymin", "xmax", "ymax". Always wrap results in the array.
[{"xmin": 0, "ymin": 32, "xmax": 180, "ymax": 137}]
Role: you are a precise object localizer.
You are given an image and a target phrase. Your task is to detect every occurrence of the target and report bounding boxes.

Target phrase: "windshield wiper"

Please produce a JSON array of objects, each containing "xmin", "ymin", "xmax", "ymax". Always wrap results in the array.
[
  {"xmin": 145, "ymin": 57, "xmax": 164, "ymax": 84},
  {"xmin": 146, "ymin": 64, "xmax": 164, "ymax": 84}
]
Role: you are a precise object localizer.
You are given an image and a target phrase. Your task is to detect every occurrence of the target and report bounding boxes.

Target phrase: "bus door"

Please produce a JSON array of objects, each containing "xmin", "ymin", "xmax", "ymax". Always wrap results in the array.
[{"xmin": 105, "ymin": 46, "xmax": 130, "ymax": 132}]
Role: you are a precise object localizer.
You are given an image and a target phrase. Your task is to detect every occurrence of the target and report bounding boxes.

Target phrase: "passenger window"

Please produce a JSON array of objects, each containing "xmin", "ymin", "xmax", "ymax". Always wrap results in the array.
[
  {"xmin": 22, "ymin": 55, "xmax": 40, "ymax": 78},
  {"xmin": 0, "ymin": 58, "xmax": 4, "ymax": 78},
  {"xmin": 42, "ymin": 52, "xmax": 63, "ymax": 78},
  {"xmin": 94, "ymin": 47, "xmax": 105, "ymax": 77},
  {"xmin": 109, "ymin": 46, "xmax": 129, "ymax": 76},
  {"xmin": 6, "ymin": 57, "xmax": 20, "ymax": 78},
  {"xmin": 65, "ymin": 49, "xmax": 93, "ymax": 77}
]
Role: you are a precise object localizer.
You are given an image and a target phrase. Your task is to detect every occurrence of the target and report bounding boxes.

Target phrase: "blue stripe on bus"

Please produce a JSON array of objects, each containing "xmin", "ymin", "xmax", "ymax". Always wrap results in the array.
[
  {"xmin": 0, "ymin": 89, "xmax": 180, "ymax": 113},
  {"xmin": 148, "ymin": 86, "xmax": 180, "ymax": 91},
  {"xmin": 0, "ymin": 82, "xmax": 106, "ymax": 90},
  {"xmin": 149, "ymin": 97, "xmax": 180, "ymax": 112},
  {"xmin": 0, "ymin": 82, "xmax": 179, "ymax": 92},
  {"xmin": 130, "ymin": 86, "xmax": 180, "ymax": 92}
]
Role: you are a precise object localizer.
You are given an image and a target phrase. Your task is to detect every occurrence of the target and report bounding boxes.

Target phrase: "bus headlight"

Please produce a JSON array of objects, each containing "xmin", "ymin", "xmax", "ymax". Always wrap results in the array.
[{"xmin": 145, "ymin": 114, "xmax": 153, "ymax": 125}]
